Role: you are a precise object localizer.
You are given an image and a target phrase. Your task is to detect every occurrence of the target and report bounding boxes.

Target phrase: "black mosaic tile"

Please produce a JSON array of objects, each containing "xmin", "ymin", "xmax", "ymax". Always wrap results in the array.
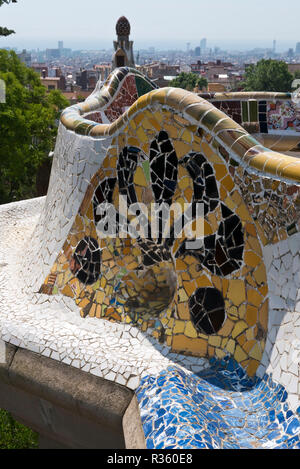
[{"xmin": 70, "ymin": 236, "xmax": 101, "ymax": 286}]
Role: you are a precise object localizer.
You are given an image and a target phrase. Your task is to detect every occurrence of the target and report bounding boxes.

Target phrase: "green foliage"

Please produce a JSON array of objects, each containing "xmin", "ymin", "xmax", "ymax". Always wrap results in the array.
[
  {"xmin": 0, "ymin": 50, "xmax": 69, "ymax": 204},
  {"xmin": 294, "ymin": 70, "xmax": 300, "ymax": 79},
  {"xmin": 0, "ymin": 27, "xmax": 15, "ymax": 37},
  {"xmin": 0, "ymin": 409, "xmax": 38, "ymax": 449},
  {"xmin": 241, "ymin": 59, "xmax": 294, "ymax": 92},
  {"xmin": 170, "ymin": 72, "xmax": 208, "ymax": 92},
  {"xmin": 76, "ymin": 94, "xmax": 86, "ymax": 103},
  {"xmin": 0, "ymin": 0, "xmax": 17, "ymax": 37},
  {"xmin": 0, "ymin": 1, "xmax": 17, "ymax": 6}
]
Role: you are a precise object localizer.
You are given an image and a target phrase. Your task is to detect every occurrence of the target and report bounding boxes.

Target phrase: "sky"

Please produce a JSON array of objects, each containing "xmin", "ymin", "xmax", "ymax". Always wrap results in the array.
[{"xmin": 0, "ymin": 0, "xmax": 300, "ymax": 51}]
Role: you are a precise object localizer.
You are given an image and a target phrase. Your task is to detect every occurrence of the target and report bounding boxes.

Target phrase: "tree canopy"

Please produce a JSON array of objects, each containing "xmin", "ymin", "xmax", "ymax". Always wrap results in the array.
[
  {"xmin": 0, "ymin": 50, "xmax": 69, "ymax": 204},
  {"xmin": 294, "ymin": 70, "xmax": 300, "ymax": 79},
  {"xmin": 170, "ymin": 72, "xmax": 208, "ymax": 92},
  {"xmin": 241, "ymin": 59, "xmax": 294, "ymax": 92},
  {"xmin": 0, "ymin": 0, "xmax": 17, "ymax": 37}
]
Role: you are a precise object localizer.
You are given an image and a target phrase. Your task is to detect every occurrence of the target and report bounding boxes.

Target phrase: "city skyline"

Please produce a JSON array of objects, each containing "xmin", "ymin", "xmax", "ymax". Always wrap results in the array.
[{"xmin": 0, "ymin": 0, "xmax": 300, "ymax": 52}]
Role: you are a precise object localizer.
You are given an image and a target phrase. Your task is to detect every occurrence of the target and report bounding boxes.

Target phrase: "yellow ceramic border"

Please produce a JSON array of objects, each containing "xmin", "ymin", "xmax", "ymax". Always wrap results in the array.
[
  {"xmin": 198, "ymin": 91, "xmax": 293, "ymax": 101},
  {"xmin": 61, "ymin": 85, "xmax": 300, "ymax": 184}
]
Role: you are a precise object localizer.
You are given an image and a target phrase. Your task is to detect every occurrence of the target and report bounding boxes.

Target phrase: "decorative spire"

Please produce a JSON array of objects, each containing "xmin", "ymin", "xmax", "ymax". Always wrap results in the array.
[{"xmin": 116, "ymin": 16, "xmax": 131, "ymax": 37}]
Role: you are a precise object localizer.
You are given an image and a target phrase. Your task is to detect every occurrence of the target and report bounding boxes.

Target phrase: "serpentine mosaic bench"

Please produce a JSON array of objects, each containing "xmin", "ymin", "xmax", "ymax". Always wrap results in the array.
[
  {"xmin": 199, "ymin": 90, "xmax": 300, "ymax": 152},
  {"xmin": 1, "ymin": 67, "xmax": 300, "ymax": 448}
]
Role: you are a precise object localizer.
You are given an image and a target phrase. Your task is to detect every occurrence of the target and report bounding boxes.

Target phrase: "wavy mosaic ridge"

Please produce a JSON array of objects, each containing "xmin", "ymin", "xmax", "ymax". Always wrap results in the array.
[
  {"xmin": 199, "ymin": 91, "xmax": 294, "ymax": 101},
  {"xmin": 60, "ymin": 67, "xmax": 157, "ymax": 134},
  {"xmin": 60, "ymin": 69, "xmax": 300, "ymax": 184},
  {"xmin": 198, "ymin": 91, "xmax": 300, "ymax": 153}
]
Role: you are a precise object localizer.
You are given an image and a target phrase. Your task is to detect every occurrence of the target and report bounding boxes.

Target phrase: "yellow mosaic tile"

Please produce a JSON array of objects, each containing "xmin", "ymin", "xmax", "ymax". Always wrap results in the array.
[
  {"xmin": 227, "ymin": 280, "xmax": 246, "ymax": 306},
  {"xmin": 44, "ymin": 85, "xmax": 300, "ymax": 379}
]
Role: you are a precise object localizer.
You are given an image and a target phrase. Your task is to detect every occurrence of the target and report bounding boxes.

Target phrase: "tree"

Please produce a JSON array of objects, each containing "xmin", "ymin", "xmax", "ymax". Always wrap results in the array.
[
  {"xmin": 0, "ymin": 50, "xmax": 69, "ymax": 204},
  {"xmin": 0, "ymin": 0, "xmax": 17, "ymax": 37},
  {"xmin": 241, "ymin": 59, "xmax": 294, "ymax": 92},
  {"xmin": 294, "ymin": 70, "xmax": 300, "ymax": 79},
  {"xmin": 76, "ymin": 94, "xmax": 86, "ymax": 103},
  {"xmin": 170, "ymin": 72, "xmax": 208, "ymax": 92}
]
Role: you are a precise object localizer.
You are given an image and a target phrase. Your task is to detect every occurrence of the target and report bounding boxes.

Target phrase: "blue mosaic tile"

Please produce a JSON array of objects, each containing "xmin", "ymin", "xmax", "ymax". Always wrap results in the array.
[{"xmin": 136, "ymin": 357, "xmax": 300, "ymax": 449}]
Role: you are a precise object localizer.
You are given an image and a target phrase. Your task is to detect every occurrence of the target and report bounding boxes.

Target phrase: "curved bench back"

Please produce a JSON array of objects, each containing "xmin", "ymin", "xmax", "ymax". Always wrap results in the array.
[{"xmin": 39, "ymin": 68, "xmax": 300, "ymax": 377}]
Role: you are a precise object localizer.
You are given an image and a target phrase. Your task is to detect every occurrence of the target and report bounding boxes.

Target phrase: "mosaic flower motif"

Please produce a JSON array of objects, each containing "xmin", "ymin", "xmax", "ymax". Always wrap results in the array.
[
  {"xmin": 90, "ymin": 131, "xmax": 245, "ymax": 336},
  {"xmin": 40, "ymin": 85, "xmax": 274, "ymax": 374}
]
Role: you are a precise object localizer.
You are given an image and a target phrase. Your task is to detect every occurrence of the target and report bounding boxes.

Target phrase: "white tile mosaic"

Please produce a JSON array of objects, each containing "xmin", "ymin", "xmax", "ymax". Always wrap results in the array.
[
  {"xmin": 0, "ymin": 196, "xmax": 210, "ymax": 391},
  {"xmin": 256, "ymin": 233, "xmax": 300, "ymax": 410}
]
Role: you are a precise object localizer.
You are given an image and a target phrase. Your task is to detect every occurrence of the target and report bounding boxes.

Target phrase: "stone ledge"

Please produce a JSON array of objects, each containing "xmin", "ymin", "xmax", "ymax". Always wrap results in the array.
[{"xmin": 0, "ymin": 342, "xmax": 146, "ymax": 449}]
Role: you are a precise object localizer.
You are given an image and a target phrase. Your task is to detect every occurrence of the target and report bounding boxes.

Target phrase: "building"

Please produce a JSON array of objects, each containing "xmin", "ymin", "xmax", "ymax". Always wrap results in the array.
[
  {"xmin": 191, "ymin": 60, "xmax": 235, "ymax": 77},
  {"xmin": 41, "ymin": 77, "xmax": 62, "ymax": 91},
  {"xmin": 76, "ymin": 69, "xmax": 101, "ymax": 91},
  {"xmin": 40, "ymin": 68, "xmax": 66, "ymax": 91},
  {"xmin": 17, "ymin": 49, "xmax": 31, "ymax": 68},
  {"xmin": 93, "ymin": 64, "xmax": 111, "ymax": 82},
  {"xmin": 138, "ymin": 62, "xmax": 180, "ymax": 87},
  {"xmin": 31, "ymin": 63, "xmax": 48, "ymax": 77},
  {"xmin": 190, "ymin": 60, "xmax": 243, "ymax": 91},
  {"xmin": 202, "ymin": 60, "xmax": 236, "ymax": 81},
  {"xmin": 296, "ymin": 42, "xmax": 300, "ymax": 55},
  {"xmin": 200, "ymin": 38, "xmax": 207, "ymax": 52},
  {"xmin": 112, "ymin": 16, "xmax": 135, "ymax": 69},
  {"xmin": 46, "ymin": 48, "xmax": 61, "ymax": 60},
  {"xmin": 62, "ymin": 90, "xmax": 91, "ymax": 105},
  {"xmin": 191, "ymin": 60, "xmax": 203, "ymax": 74}
]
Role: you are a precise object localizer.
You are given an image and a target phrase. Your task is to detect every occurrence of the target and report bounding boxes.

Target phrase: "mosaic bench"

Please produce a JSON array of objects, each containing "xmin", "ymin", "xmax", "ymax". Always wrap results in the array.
[
  {"xmin": 0, "ymin": 67, "xmax": 300, "ymax": 448},
  {"xmin": 199, "ymin": 90, "xmax": 300, "ymax": 153}
]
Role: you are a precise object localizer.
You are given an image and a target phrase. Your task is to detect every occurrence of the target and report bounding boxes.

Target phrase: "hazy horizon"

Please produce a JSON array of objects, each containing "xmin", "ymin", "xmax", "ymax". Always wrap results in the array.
[
  {"xmin": 2, "ymin": 38, "xmax": 299, "ymax": 53},
  {"xmin": 0, "ymin": 0, "xmax": 299, "ymax": 52}
]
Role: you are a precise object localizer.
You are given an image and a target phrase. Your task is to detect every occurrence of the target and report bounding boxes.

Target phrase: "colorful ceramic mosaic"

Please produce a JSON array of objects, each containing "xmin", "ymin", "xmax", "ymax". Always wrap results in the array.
[
  {"xmin": 1, "ymin": 66, "xmax": 300, "ymax": 450},
  {"xmin": 199, "ymin": 91, "xmax": 300, "ymax": 152},
  {"xmin": 39, "ymin": 68, "xmax": 300, "ymax": 381},
  {"xmin": 137, "ymin": 358, "xmax": 300, "ymax": 449}
]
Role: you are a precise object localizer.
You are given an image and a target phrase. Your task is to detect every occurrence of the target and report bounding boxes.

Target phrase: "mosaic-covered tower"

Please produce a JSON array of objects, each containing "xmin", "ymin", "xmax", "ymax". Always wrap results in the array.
[{"xmin": 112, "ymin": 16, "xmax": 135, "ymax": 70}]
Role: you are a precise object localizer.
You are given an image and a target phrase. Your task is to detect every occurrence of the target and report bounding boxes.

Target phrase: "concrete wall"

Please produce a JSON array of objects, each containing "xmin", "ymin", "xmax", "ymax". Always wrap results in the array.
[{"xmin": 0, "ymin": 343, "xmax": 145, "ymax": 449}]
